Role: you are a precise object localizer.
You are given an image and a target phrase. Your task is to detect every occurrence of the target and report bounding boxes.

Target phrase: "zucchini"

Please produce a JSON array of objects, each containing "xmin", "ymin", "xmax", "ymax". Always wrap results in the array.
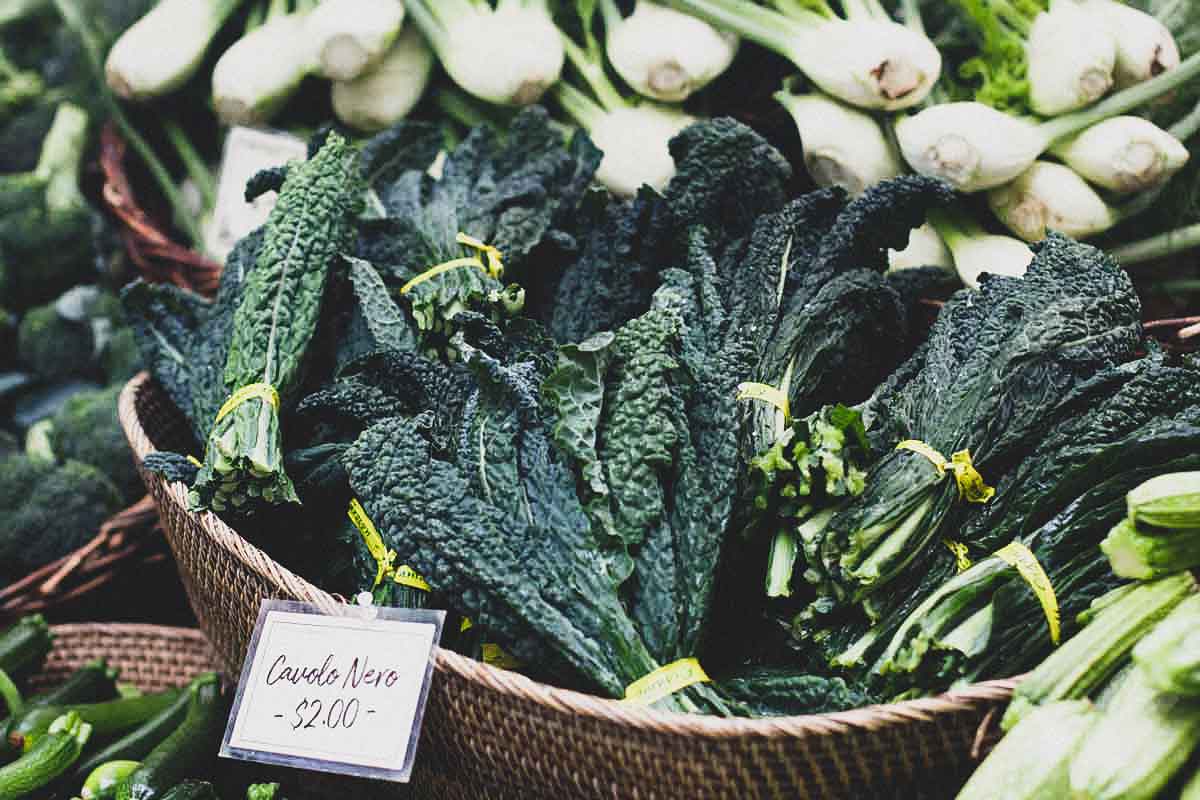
[
  {"xmin": 71, "ymin": 675, "xmax": 199, "ymax": 782},
  {"xmin": 1069, "ymin": 666, "xmax": 1200, "ymax": 800},
  {"xmin": 0, "ymin": 711, "xmax": 92, "ymax": 800},
  {"xmin": 1127, "ymin": 471, "xmax": 1200, "ymax": 530},
  {"xmin": 1132, "ymin": 592, "xmax": 1200, "ymax": 696},
  {"xmin": 81, "ymin": 759, "xmax": 140, "ymax": 800},
  {"xmin": 116, "ymin": 674, "xmax": 225, "ymax": 800},
  {"xmin": 956, "ymin": 700, "xmax": 1095, "ymax": 800},
  {"xmin": 247, "ymin": 784, "xmax": 281, "ymax": 800},
  {"xmin": 0, "ymin": 615, "xmax": 53, "ymax": 682},
  {"xmin": 159, "ymin": 780, "xmax": 221, "ymax": 799},
  {"xmin": 5, "ymin": 687, "xmax": 182, "ymax": 752},
  {"xmin": 1183, "ymin": 766, "xmax": 1200, "ymax": 800},
  {"xmin": 1101, "ymin": 519, "xmax": 1200, "ymax": 579},
  {"xmin": 32, "ymin": 660, "xmax": 121, "ymax": 707},
  {"xmin": 1002, "ymin": 573, "xmax": 1195, "ymax": 729}
]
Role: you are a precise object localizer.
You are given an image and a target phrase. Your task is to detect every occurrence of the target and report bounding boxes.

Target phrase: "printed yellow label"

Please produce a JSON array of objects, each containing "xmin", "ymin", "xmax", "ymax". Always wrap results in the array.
[
  {"xmin": 622, "ymin": 658, "xmax": 710, "ymax": 708},
  {"xmin": 400, "ymin": 232, "xmax": 505, "ymax": 294},
  {"xmin": 215, "ymin": 382, "xmax": 279, "ymax": 423},
  {"xmin": 736, "ymin": 382, "xmax": 790, "ymax": 421},
  {"xmin": 347, "ymin": 498, "xmax": 394, "ymax": 589},
  {"xmin": 896, "ymin": 440, "xmax": 994, "ymax": 504},
  {"xmin": 481, "ymin": 643, "xmax": 522, "ymax": 671},
  {"xmin": 995, "ymin": 541, "xmax": 1060, "ymax": 645},
  {"xmin": 393, "ymin": 564, "xmax": 432, "ymax": 592},
  {"xmin": 943, "ymin": 539, "xmax": 973, "ymax": 573}
]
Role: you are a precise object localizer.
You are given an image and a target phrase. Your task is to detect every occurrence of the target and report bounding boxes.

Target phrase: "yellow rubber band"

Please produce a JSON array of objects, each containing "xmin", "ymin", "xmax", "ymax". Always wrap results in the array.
[
  {"xmin": 215, "ymin": 382, "xmax": 279, "ymax": 424},
  {"xmin": 995, "ymin": 541, "xmax": 1060, "ymax": 645},
  {"xmin": 393, "ymin": 564, "xmax": 432, "ymax": 592},
  {"xmin": 622, "ymin": 658, "xmax": 710, "ymax": 707},
  {"xmin": 896, "ymin": 440, "xmax": 994, "ymax": 504},
  {"xmin": 347, "ymin": 498, "xmax": 394, "ymax": 589},
  {"xmin": 186, "ymin": 455, "xmax": 203, "ymax": 468},
  {"xmin": 399, "ymin": 233, "xmax": 505, "ymax": 295},
  {"xmin": 943, "ymin": 539, "xmax": 973, "ymax": 573},
  {"xmin": 736, "ymin": 382, "xmax": 790, "ymax": 421}
]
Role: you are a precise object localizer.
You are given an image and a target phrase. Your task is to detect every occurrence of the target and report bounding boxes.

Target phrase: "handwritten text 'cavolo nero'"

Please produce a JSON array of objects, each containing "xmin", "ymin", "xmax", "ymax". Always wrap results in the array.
[{"xmin": 266, "ymin": 654, "xmax": 404, "ymax": 732}]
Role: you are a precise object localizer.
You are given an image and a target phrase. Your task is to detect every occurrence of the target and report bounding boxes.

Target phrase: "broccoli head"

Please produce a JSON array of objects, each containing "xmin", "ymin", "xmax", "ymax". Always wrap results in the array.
[
  {"xmin": 0, "ymin": 453, "xmax": 122, "ymax": 579},
  {"xmin": 48, "ymin": 383, "xmax": 142, "ymax": 503},
  {"xmin": 17, "ymin": 302, "xmax": 94, "ymax": 380},
  {"xmin": 17, "ymin": 287, "xmax": 133, "ymax": 382}
]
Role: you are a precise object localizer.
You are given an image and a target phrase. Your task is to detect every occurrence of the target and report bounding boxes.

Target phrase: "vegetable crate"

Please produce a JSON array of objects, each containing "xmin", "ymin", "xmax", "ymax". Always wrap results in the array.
[{"xmin": 122, "ymin": 372, "xmax": 1017, "ymax": 800}]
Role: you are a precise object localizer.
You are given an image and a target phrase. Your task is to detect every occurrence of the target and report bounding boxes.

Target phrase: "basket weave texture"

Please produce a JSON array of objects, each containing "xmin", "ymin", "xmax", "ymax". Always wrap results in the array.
[
  {"xmin": 30, "ymin": 623, "xmax": 216, "ymax": 693},
  {"xmin": 120, "ymin": 372, "xmax": 1015, "ymax": 800}
]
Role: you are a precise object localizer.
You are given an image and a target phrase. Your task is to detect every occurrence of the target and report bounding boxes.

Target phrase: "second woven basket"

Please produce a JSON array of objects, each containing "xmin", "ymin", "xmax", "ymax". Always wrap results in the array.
[{"xmin": 120, "ymin": 372, "xmax": 1014, "ymax": 800}]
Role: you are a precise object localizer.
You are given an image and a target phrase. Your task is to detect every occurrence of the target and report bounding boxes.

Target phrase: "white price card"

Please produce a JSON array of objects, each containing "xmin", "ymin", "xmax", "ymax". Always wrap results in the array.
[
  {"xmin": 204, "ymin": 127, "xmax": 308, "ymax": 262},
  {"xmin": 220, "ymin": 599, "xmax": 445, "ymax": 782}
]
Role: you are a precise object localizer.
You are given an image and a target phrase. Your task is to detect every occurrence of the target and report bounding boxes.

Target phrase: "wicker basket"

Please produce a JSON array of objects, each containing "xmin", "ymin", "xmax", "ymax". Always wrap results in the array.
[{"xmin": 118, "ymin": 372, "xmax": 1020, "ymax": 799}]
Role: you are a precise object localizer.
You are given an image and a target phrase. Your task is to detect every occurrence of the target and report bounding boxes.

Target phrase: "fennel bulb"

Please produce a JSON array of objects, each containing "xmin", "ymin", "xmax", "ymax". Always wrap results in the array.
[
  {"xmin": 588, "ymin": 104, "xmax": 696, "ymax": 197},
  {"xmin": 897, "ymin": 49, "xmax": 1200, "ymax": 192},
  {"xmin": 305, "ymin": 0, "xmax": 405, "ymax": 81},
  {"xmin": 1083, "ymin": 0, "xmax": 1181, "ymax": 87},
  {"xmin": 776, "ymin": 88, "xmax": 902, "ymax": 196},
  {"xmin": 106, "ymin": 0, "xmax": 246, "ymax": 100},
  {"xmin": 212, "ymin": 8, "xmax": 315, "ymax": 126},
  {"xmin": 1026, "ymin": 0, "xmax": 1116, "ymax": 115},
  {"xmin": 674, "ymin": 0, "xmax": 940, "ymax": 110},
  {"xmin": 887, "ymin": 223, "xmax": 952, "ymax": 271},
  {"xmin": 1050, "ymin": 116, "xmax": 1189, "ymax": 194},
  {"xmin": 931, "ymin": 209, "xmax": 1034, "ymax": 289},
  {"xmin": 332, "ymin": 26, "xmax": 434, "ymax": 132},
  {"xmin": 601, "ymin": 0, "xmax": 737, "ymax": 102},
  {"xmin": 406, "ymin": 0, "xmax": 563, "ymax": 106},
  {"xmin": 988, "ymin": 161, "xmax": 1119, "ymax": 242}
]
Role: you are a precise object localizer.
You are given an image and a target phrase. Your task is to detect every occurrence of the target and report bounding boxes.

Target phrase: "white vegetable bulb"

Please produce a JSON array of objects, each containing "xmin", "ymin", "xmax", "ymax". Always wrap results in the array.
[
  {"xmin": 1051, "ymin": 116, "xmax": 1189, "ymax": 194},
  {"xmin": 106, "ymin": 0, "xmax": 242, "ymax": 100},
  {"xmin": 796, "ymin": 19, "xmax": 942, "ymax": 111},
  {"xmin": 776, "ymin": 90, "xmax": 902, "ymax": 196},
  {"xmin": 1027, "ymin": 1, "xmax": 1116, "ymax": 115},
  {"xmin": 888, "ymin": 223, "xmax": 952, "ymax": 272},
  {"xmin": 306, "ymin": 0, "xmax": 406, "ymax": 81},
  {"xmin": 605, "ymin": 1, "xmax": 738, "ymax": 102},
  {"xmin": 945, "ymin": 233, "xmax": 1034, "ymax": 289},
  {"xmin": 332, "ymin": 26, "xmax": 435, "ymax": 132},
  {"xmin": 212, "ymin": 13, "xmax": 315, "ymax": 127},
  {"xmin": 1082, "ymin": 0, "xmax": 1181, "ymax": 87},
  {"xmin": 988, "ymin": 161, "xmax": 1118, "ymax": 242},
  {"xmin": 896, "ymin": 103, "xmax": 1046, "ymax": 193},
  {"xmin": 440, "ymin": 6, "xmax": 564, "ymax": 106},
  {"xmin": 590, "ymin": 105, "xmax": 695, "ymax": 197}
]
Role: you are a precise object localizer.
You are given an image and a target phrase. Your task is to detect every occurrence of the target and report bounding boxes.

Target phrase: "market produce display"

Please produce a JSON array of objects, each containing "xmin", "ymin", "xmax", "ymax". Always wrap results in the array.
[{"xmin": 0, "ymin": 617, "xmax": 283, "ymax": 800}]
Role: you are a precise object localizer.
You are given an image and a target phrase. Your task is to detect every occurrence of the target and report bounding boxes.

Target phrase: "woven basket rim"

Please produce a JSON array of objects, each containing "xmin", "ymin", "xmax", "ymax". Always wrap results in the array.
[
  {"xmin": 47, "ymin": 621, "xmax": 211, "ymax": 645},
  {"xmin": 119, "ymin": 372, "xmax": 1019, "ymax": 740}
]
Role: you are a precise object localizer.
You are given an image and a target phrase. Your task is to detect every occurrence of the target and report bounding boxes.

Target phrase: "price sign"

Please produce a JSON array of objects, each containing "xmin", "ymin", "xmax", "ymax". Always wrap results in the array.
[{"xmin": 220, "ymin": 600, "xmax": 444, "ymax": 782}]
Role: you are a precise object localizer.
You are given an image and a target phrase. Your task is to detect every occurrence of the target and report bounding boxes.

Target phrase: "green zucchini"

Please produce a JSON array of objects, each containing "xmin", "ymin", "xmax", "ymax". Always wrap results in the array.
[
  {"xmin": 6, "ymin": 687, "xmax": 182, "ymax": 751},
  {"xmin": 247, "ymin": 784, "xmax": 281, "ymax": 800},
  {"xmin": 81, "ymin": 759, "xmax": 140, "ymax": 800},
  {"xmin": 1133, "ymin": 592, "xmax": 1200, "ymax": 696},
  {"xmin": 1101, "ymin": 519, "xmax": 1200, "ymax": 579},
  {"xmin": 31, "ymin": 660, "xmax": 121, "ymax": 707},
  {"xmin": 1002, "ymin": 573, "xmax": 1195, "ymax": 730},
  {"xmin": 1127, "ymin": 471, "xmax": 1200, "ymax": 530},
  {"xmin": 957, "ymin": 700, "xmax": 1095, "ymax": 800},
  {"xmin": 0, "ymin": 711, "xmax": 92, "ymax": 800},
  {"xmin": 160, "ymin": 780, "xmax": 221, "ymax": 799},
  {"xmin": 116, "ymin": 674, "xmax": 225, "ymax": 800},
  {"xmin": 1183, "ymin": 766, "xmax": 1200, "ymax": 800},
  {"xmin": 71, "ymin": 675, "xmax": 202, "ymax": 782},
  {"xmin": 0, "ymin": 615, "xmax": 53, "ymax": 682},
  {"xmin": 1069, "ymin": 666, "xmax": 1200, "ymax": 800}
]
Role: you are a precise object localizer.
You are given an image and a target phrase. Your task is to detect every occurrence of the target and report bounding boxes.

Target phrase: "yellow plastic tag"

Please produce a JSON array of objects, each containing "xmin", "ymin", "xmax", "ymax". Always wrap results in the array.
[
  {"xmin": 943, "ymin": 539, "xmax": 973, "ymax": 573},
  {"xmin": 896, "ymin": 440, "xmax": 994, "ymax": 504},
  {"xmin": 186, "ymin": 455, "xmax": 203, "ymax": 468},
  {"xmin": 460, "ymin": 617, "xmax": 474, "ymax": 633},
  {"xmin": 393, "ymin": 564, "xmax": 432, "ymax": 592},
  {"xmin": 621, "ymin": 658, "xmax": 710, "ymax": 707},
  {"xmin": 736, "ymin": 382, "xmax": 790, "ymax": 422},
  {"xmin": 347, "ymin": 498, "xmax": 394, "ymax": 589},
  {"xmin": 215, "ymin": 382, "xmax": 279, "ymax": 423},
  {"xmin": 481, "ymin": 643, "xmax": 522, "ymax": 671},
  {"xmin": 995, "ymin": 541, "xmax": 1060, "ymax": 645},
  {"xmin": 399, "ymin": 233, "xmax": 504, "ymax": 294}
]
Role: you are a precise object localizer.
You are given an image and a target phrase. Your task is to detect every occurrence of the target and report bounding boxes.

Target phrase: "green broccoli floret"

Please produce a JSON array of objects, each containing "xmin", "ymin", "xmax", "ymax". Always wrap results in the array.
[
  {"xmin": 17, "ymin": 302, "xmax": 94, "ymax": 380},
  {"xmin": 47, "ymin": 383, "xmax": 142, "ymax": 503},
  {"xmin": 102, "ymin": 326, "xmax": 142, "ymax": 384},
  {"xmin": 17, "ymin": 287, "xmax": 131, "ymax": 381},
  {"xmin": 0, "ymin": 453, "xmax": 122, "ymax": 579},
  {"xmin": 247, "ymin": 784, "xmax": 282, "ymax": 800}
]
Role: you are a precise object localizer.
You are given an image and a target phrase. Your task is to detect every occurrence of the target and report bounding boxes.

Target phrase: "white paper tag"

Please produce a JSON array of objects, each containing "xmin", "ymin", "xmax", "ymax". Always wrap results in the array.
[
  {"xmin": 205, "ymin": 127, "xmax": 308, "ymax": 262},
  {"xmin": 220, "ymin": 599, "xmax": 444, "ymax": 782}
]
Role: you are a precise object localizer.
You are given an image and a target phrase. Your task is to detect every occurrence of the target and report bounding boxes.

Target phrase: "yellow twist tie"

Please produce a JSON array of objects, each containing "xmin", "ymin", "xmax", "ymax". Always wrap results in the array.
[
  {"xmin": 895, "ymin": 440, "xmax": 995, "ymax": 504},
  {"xmin": 347, "ymin": 499, "xmax": 394, "ymax": 588},
  {"xmin": 481, "ymin": 643, "xmax": 522, "ymax": 671},
  {"xmin": 460, "ymin": 617, "xmax": 474, "ymax": 633},
  {"xmin": 994, "ymin": 541, "xmax": 1060, "ymax": 645},
  {"xmin": 215, "ymin": 382, "xmax": 279, "ymax": 424},
  {"xmin": 186, "ymin": 455, "xmax": 203, "ymax": 468},
  {"xmin": 621, "ymin": 658, "xmax": 710, "ymax": 707},
  {"xmin": 399, "ymin": 232, "xmax": 505, "ymax": 295},
  {"xmin": 736, "ymin": 382, "xmax": 790, "ymax": 422},
  {"xmin": 393, "ymin": 564, "xmax": 432, "ymax": 593},
  {"xmin": 943, "ymin": 539, "xmax": 973, "ymax": 573}
]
